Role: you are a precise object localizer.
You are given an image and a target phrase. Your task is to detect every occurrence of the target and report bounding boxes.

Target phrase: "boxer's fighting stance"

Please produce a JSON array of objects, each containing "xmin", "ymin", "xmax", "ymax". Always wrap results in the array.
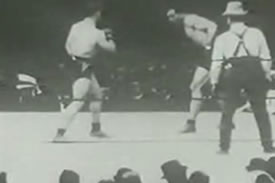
[
  {"xmin": 54, "ymin": 4, "xmax": 116, "ymax": 141},
  {"xmin": 167, "ymin": 9, "xmax": 217, "ymax": 133}
]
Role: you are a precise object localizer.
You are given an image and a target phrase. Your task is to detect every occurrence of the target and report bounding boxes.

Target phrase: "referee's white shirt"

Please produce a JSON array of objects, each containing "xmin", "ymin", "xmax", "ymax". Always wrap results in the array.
[
  {"xmin": 210, "ymin": 23, "xmax": 272, "ymax": 84},
  {"xmin": 212, "ymin": 23, "xmax": 271, "ymax": 61},
  {"xmin": 65, "ymin": 17, "xmax": 116, "ymax": 59}
]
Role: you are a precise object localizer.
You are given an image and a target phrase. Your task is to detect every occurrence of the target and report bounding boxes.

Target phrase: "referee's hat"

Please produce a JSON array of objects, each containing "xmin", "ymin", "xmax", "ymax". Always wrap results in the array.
[{"xmin": 223, "ymin": 1, "xmax": 248, "ymax": 16}]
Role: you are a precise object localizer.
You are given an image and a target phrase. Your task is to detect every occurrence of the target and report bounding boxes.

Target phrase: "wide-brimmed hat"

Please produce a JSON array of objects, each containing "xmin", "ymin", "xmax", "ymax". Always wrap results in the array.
[
  {"xmin": 223, "ymin": 1, "xmax": 248, "ymax": 16},
  {"xmin": 246, "ymin": 158, "xmax": 267, "ymax": 172},
  {"xmin": 161, "ymin": 160, "xmax": 187, "ymax": 179}
]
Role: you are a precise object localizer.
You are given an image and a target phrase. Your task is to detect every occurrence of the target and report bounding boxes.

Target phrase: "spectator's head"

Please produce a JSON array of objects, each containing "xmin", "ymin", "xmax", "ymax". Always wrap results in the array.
[
  {"xmin": 120, "ymin": 171, "xmax": 142, "ymax": 183},
  {"xmin": 114, "ymin": 168, "xmax": 142, "ymax": 183},
  {"xmin": 98, "ymin": 179, "xmax": 115, "ymax": 183},
  {"xmin": 161, "ymin": 160, "xmax": 188, "ymax": 183},
  {"xmin": 267, "ymin": 156, "xmax": 275, "ymax": 180},
  {"xmin": 189, "ymin": 171, "xmax": 210, "ymax": 183},
  {"xmin": 59, "ymin": 169, "xmax": 80, "ymax": 183},
  {"xmin": 246, "ymin": 158, "xmax": 267, "ymax": 172},
  {"xmin": 255, "ymin": 174, "xmax": 274, "ymax": 183},
  {"xmin": 0, "ymin": 172, "xmax": 7, "ymax": 183},
  {"xmin": 114, "ymin": 168, "xmax": 133, "ymax": 183}
]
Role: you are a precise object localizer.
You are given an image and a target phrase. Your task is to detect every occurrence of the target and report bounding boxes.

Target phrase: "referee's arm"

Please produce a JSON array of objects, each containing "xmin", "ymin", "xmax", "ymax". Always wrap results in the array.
[{"xmin": 258, "ymin": 30, "xmax": 273, "ymax": 80}]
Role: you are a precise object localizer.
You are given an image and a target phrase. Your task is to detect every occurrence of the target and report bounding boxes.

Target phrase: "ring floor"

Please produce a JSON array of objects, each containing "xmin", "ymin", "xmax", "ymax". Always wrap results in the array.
[{"xmin": 1, "ymin": 112, "xmax": 275, "ymax": 183}]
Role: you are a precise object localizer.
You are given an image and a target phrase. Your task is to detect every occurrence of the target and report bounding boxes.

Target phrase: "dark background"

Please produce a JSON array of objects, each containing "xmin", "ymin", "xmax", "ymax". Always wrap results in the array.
[{"xmin": 0, "ymin": 0, "xmax": 274, "ymax": 111}]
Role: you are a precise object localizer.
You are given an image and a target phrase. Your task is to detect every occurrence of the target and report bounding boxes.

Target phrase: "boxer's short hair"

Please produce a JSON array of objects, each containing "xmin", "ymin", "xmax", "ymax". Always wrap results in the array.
[{"xmin": 85, "ymin": 0, "xmax": 104, "ymax": 15}]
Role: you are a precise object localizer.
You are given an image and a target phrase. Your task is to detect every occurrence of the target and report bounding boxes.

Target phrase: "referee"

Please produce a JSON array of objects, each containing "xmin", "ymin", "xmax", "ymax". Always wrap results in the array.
[{"xmin": 210, "ymin": 1, "xmax": 275, "ymax": 154}]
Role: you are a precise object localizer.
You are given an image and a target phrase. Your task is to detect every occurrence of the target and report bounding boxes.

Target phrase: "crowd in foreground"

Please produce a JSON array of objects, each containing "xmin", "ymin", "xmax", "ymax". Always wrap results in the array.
[{"xmin": 1, "ymin": 157, "xmax": 275, "ymax": 183}]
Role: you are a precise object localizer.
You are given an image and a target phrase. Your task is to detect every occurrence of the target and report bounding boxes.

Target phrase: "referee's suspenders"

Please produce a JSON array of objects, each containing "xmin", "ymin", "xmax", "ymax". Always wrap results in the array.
[{"xmin": 231, "ymin": 28, "xmax": 250, "ymax": 58}]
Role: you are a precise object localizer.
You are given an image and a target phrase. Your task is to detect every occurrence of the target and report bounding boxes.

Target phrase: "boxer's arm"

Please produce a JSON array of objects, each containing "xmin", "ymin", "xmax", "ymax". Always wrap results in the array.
[
  {"xmin": 204, "ymin": 21, "xmax": 217, "ymax": 48},
  {"xmin": 65, "ymin": 26, "xmax": 76, "ymax": 56},
  {"xmin": 183, "ymin": 15, "xmax": 217, "ymax": 48},
  {"xmin": 176, "ymin": 13, "xmax": 187, "ymax": 21},
  {"xmin": 97, "ymin": 30, "xmax": 116, "ymax": 53}
]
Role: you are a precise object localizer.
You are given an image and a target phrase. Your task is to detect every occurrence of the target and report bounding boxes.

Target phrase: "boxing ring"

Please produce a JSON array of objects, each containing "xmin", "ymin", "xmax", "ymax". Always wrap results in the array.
[{"xmin": 1, "ymin": 112, "xmax": 275, "ymax": 183}]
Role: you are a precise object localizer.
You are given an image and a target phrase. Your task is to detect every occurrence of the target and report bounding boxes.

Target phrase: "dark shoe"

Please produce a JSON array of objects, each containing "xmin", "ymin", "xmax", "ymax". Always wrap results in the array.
[
  {"xmin": 181, "ymin": 120, "xmax": 196, "ymax": 133},
  {"xmin": 217, "ymin": 149, "xmax": 229, "ymax": 155},
  {"xmin": 264, "ymin": 146, "xmax": 275, "ymax": 153},
  {"xmin": 90, "ymin": 130, "xmax": 109, "ymax": 138},
  {"xmin": 90, "ymin": 123, "xmax": 109, "ymax": 138},
  {"xmin": 53, "ymin": 128, "xmax": 66, "ymax": 142},
  {"xmin": 53, "ymin": 135, "xmax": 67, "ymax": 142}
]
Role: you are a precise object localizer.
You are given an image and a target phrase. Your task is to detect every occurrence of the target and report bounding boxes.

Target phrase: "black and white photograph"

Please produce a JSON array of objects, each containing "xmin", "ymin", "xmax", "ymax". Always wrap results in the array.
[{"xmin": 1, "ymin": 0, "xmax": 275, "ymax": 182}]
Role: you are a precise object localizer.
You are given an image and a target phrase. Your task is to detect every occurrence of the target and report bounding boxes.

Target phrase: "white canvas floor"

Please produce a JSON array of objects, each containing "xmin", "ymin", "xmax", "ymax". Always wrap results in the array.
[{"xmin": 1, "ymin": 112, "xmax": 275, "ymax": 183}]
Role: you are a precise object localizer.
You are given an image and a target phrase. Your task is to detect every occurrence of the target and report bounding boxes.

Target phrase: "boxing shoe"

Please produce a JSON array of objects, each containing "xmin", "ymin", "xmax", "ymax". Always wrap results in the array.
[{"xmin": 181, "ymin": 120, "xmax": 196, "ymax": 133}]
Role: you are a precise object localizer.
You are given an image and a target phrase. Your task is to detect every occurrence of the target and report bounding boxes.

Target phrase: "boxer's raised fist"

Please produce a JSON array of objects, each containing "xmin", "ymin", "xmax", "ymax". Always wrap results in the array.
[{"xmin": 103, "ymin": 28, "xmax": 114, "ymax": 41}]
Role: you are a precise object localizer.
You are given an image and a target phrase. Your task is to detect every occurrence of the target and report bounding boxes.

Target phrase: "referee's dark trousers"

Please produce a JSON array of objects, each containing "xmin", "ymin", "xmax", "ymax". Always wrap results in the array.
[{"xmin": 218, "ymin": 59, "xmax": 273, "ymax": 151}]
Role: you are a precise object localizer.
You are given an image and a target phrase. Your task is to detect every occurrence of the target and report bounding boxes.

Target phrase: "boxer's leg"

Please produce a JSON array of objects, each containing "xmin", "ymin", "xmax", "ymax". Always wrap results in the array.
[
  {"xmin": 54, "ymin": 78, "xmax": 90, "ymax": 140},
  {"xmin": 182, "ymin": 66, "xmax": 209, "ymax": 133},
  {"xmin": 88, "ymin": 73, "xmax": 107, "ymax": 137}
]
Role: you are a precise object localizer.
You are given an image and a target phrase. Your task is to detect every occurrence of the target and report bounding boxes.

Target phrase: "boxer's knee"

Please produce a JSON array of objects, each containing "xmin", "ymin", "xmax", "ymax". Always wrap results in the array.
[
  {"xmin": 63, "ymin": 100, "xmax": 85, "ymax": 116},
  {"xmin": 92, "ymin": 88, "xmax": 104, "ymax": 101},
  {"xmin": 191, "ymin": 88, "xmax": 203, "ymax": 98},
  {"xmin": 89, "ymin": 101, "xmax": 102, "ymax": 113},
  {"xmin": 72, "ymin": 78, "xmax": 90, "ymax": 100},
  {"xmin": 190, "ymin": 67, "xmax": 209, "ymax": 91},
  {"xmin": 190, "ymin": 77, "xmax": 208, "ymax": 92}
]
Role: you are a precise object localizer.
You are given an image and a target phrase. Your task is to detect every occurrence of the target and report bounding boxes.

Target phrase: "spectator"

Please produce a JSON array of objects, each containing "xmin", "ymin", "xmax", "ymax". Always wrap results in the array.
[
  {"xmin": 161, "ymin": 160, "xmax": 188, "ymax": 183},
  {"xmin": 114, "ymin": 167, "xmax": 142, "ymax": 183},
  {"xmin": 255, "ymin": 174, "xmax": 275, "ymax": 183},
  {"xmin": 0, "ymin": 172, "xmax": 7, "ymax": 183},
  {"xmin": 16, "ymin": 73, "xmax": 42, "ymax": 105},
  {"xmin": 99, "ymin": 179, "xmax": 115, "ymax": 183},
  {"xmin": 121, "ymin": 171, "xmax": 142, "ymax": 183},
  {"xmin": 188, "ymin": 171, "xmax": 210, "ymax": 183},
  {"xmin": 267, "ymin": 156, "xmax": 275, "ymax": 180},
  {"xmin": 59, "ymin": 169, "xmax": 80, "ymax": 183},
  {"xmin": 114, "ymin": 168, "xmax": 133, "ymax": 183},
  {"xmin": 246, "ymin": 158, "xmax": 275, "ymax": 183},
  {"xmin": 246, "ymin": 158, "xmax": 267, "ymax": 172}
]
